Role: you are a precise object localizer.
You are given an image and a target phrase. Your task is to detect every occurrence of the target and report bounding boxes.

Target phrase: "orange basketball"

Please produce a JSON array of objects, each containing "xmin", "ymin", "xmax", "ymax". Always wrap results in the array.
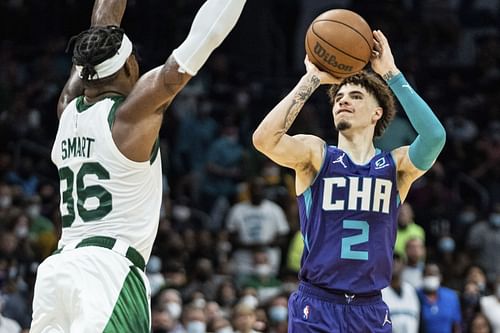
[{"xmin": 305, "ymin": 9, "xmax": 373, "ymax": 78}]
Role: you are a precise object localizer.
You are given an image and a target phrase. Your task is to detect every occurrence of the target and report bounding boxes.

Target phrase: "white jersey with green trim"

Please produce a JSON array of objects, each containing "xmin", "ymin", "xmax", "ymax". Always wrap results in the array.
[{"xmin": 51, "ymin": 96, "xmax": 162, "ymax": 262}]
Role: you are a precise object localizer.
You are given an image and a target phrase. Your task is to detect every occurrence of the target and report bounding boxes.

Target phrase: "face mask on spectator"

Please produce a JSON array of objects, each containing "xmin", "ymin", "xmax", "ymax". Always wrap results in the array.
[
  {"xmin": 165, "ymin": 302, "xmax": 182, "ymax": 320},
  {"xmin": 216, "ymin": 326, "xmax": 234, "ymax": 333},
  {"xmin": 15, "ymin": 225, "xmax": 29, "ymax": 239},
  {"xmin": 269, "ymin": 305, "xmax": 288, "ymax": 322},
  {"xmin": 463, "ymin": 293, "xmax": 479, "ymax": 306},
  {"xmin": 255, "ymin": 264, "xmax": 272, "ymax": 278},
  {"xmin": 422, "ymin": 276, "xmax": 440, "ymax": 292},
  {"xmin": 489, "ymin": 213, "xmax": 500, "ymax": 227},
  {"xmin": 240, "ymin": 294, "xmax": 258, "ymax": 309},
  {"xmin": 0, "ymin": 195, "xmax": 11, "ymax": 208},
  {"xmin": 186, "ymin": 320, "xmax": 206, "ymax": 333},
  {"xmin": 27, "ymin": 204, "xmax": 40, "ymax": 218},
  {"xmin": 458, "ymin": 211, "xmax": 476, "ymax": 224},
  {"xmin": 438, "ymin": 237, "xmax": 455, "ymax": 253}
]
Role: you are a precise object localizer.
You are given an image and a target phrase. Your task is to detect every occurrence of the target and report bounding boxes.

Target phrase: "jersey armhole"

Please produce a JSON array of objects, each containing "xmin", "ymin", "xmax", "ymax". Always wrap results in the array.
[
  {"xmin": 388, "ymin": 151, "xmax": 402, "ymax": 207},
  {"xmin": 298, "ymin": 143, "xmax": 328, "ymax": 197}
]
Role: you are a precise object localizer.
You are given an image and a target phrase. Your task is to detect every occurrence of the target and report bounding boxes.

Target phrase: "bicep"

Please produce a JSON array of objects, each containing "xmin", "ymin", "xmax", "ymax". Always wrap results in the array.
[
  {"xmin": 258, "ymin": 134, "xmax": 323, "ymax": 171},
  {"xmin": 119, "ymin": 55, "xmax": 192, "ymax": 122}
]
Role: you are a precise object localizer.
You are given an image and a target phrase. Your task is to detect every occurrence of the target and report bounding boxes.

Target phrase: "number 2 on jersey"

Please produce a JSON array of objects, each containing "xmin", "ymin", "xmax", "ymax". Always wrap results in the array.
[
  {"xmin": 59, "ymin": 162, "xmax": 112, "ymax": 227},
  {"xmin": 341, "ymin": 220, "xmax": 369, "ymax": 260}
]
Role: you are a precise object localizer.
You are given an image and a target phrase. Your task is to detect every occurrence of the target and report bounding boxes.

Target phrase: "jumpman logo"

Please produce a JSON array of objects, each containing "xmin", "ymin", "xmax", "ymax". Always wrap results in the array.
[
  {"xmin": 332, "ymin": 153, "xmax": 347, "ymax": 168},
  {"xmin": 382, "ymin": 310, "xmax": 392, "ymax": 326}
]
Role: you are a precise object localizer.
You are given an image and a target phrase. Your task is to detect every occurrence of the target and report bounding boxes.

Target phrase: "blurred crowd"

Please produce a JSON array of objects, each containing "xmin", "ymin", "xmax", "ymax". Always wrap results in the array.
[{"xmin": 1, "ymin": 0, "xmax": 500, "ymax": 332}]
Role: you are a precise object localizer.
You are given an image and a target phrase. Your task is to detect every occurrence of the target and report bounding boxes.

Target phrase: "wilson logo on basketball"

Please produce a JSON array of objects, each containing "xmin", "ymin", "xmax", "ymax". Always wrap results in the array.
[{"xmin": 313, "ymin": 42, "xmax": 353, "ymax": 72}]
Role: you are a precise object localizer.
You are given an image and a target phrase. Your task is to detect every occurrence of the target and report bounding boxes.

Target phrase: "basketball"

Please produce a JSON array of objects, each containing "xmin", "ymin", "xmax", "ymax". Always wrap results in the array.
[{"xmin": 305, "ymin": 9, "xmax": 373, "ymax": 78}]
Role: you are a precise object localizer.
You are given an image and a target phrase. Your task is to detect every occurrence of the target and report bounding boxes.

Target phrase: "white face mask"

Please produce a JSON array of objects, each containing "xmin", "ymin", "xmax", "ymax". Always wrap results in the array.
[
  {"xmin": 240, "ymin": 294, "xmax": 258, "ymax": 309},
  {"xmin": 186, "ymin": 320, "xmax": 206, "ymax": 333},
  {"xmin": 15, "ymin": 225, "xmax": 29, "ymax": 239},
  {"xmin": 423, "ymin": 276, "xmax": 440, "ymax": 292},
  {"xmin": 165, "ymin": 302, "xmax": 182, "ymax": 320},
  {"xmin": 216, "ymin": 327, "xmax": 234, "ymax": 333},
  {"xmin": 255, "ymin": 264, "xmax": 272, "ymax": 277}
]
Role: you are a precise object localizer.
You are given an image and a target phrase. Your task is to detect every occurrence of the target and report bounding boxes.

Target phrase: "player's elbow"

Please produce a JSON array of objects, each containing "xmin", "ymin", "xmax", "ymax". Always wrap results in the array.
[
  {"xmin": 252, "ymin": 129, "xmax": 268, "ymax": 152},
  {"xmin": 430, "ymin": 122, "xmax": 446, "ymax": 151},
  {"xmin": 252, "ymin": 127, "xmax": 277, "ymax": 153}
]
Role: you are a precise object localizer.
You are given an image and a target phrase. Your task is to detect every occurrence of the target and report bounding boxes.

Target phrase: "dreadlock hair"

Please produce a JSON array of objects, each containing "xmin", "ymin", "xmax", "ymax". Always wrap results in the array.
[
  {"xmin": 67, "ymin": 25, "xmax": 125, "ymax": 81},
  {"xmin": 327, "ymin": 71, "xmax": 396, "ymax": 138}
]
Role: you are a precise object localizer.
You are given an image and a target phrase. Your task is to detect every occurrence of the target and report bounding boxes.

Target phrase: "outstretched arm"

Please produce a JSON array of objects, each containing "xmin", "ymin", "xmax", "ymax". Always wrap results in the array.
[
  {"xmin": 114, "ymin": 0, "xmax": 247, "ymax": 162},
  {"xmin": 371, "ymin": 30, "xmax": 446, "ymax": 200},
  {"xmin": 253, "ymin": 57, "xmax": 340, "ymax": 194},
  {"xmin": 57, "ymin": 0, "xmax": 127, "ymax": 117}
]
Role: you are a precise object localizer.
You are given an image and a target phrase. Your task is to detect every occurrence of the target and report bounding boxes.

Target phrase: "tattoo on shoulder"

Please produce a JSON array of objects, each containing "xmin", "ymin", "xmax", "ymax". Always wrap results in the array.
[
  {"xmin": 283, "ymin": 75, "xmax": 320, "ymax": 131},
  {"xmin": 382, "ymin": 71, "xmax": 395, "ymax": 82},
  {"xmin": 162, "ymin": 58, "xmax": 185, "ymax": 87}
]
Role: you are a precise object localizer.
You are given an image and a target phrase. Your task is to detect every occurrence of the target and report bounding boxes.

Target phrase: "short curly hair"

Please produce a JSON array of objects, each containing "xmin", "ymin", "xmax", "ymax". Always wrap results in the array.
[{"xmin": 327, "ymin": 71, "xmax": 396, "ymax": 137}]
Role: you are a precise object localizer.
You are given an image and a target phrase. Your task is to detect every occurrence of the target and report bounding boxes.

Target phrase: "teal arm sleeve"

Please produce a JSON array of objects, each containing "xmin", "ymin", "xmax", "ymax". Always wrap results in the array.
[{"xmin": 388, "ymin": 73, "xmax": 446, "ymax": 170}]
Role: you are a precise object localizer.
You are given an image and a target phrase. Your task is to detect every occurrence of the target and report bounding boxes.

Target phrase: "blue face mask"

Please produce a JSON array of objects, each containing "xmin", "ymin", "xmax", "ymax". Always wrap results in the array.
[
  {"xmin": 269, "ymin": 305, "xmax": 288, "ymax": 323},
  {"xmin": 490, "ymin": 213, "xmax": 500, "ymax": 227},
  {"xmin": 438, "ymin": 237, "xmax": 455, "ymax": 253},
  {"xmin": 187, "ymin": 321, "xmax": 206, "ymax": 333}
]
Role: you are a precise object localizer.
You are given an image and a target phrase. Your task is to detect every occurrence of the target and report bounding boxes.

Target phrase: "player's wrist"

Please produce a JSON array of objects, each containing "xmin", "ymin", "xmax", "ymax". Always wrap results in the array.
[{"xmin": 381, "ymin": 68, "xmax": 401, "ymax": 83}]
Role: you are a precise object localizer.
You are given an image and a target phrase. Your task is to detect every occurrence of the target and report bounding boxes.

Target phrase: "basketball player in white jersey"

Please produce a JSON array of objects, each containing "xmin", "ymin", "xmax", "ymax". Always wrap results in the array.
[{"xmin": 30, "ymin": 0, "xmax": 247, "ymax": 331}]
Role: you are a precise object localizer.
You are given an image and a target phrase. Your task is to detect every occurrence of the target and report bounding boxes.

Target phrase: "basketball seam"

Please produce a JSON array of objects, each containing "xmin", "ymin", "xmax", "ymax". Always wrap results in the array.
[
  {"xmin": 312, "ymin": 20, "xmax": 372, "ymax": 62},
  {"xmin": 306, "ymin": 34, "xmax": 352, "ymax": 75}
]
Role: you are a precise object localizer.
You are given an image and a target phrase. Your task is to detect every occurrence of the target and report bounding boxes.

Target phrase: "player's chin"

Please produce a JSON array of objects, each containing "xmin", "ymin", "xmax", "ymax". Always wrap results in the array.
[{"xmin": 335, "ymin": 120, "xmax": 352, "ymax": 132}]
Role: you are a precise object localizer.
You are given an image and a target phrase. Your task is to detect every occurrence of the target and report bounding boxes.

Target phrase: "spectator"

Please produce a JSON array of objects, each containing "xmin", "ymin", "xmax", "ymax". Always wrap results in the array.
[
  {"xmin": 467, "ymin": 202, "xmax": 500, "ymax": 282},
  {"xmin": 232, "ymin": 303, "xmax": 259, "ymax": 333},
  {"xmin": 227, "ymin": 176, "xmax": 290, "ymax": 277},
  {"xmin": 154, "ymin": 289, "xmax": 184, "ymax": 333},
  {"xmin": 402, "ymin": 237, "xmax": 426, "ymax": 289},
  {"xmin": 267, "ymin": 294, "xmax": 288, "ymax": 333},
  {"xmin": 382, "ymin": 254, "xmax": 420, "ymax": 333},
  {"xmin": 181, "ymin": 304, "xmax": 207, "ymax": 333},
  {"xmin": 240, "ymin": 249, "xmax": 282, "ymax": 304},
  {"xmin": 469, "ymin": 312, "xmax": 493, "ymax": 333},
  {"xmin": 479, "ymin": 278, "xmax": 500, "ymax": 333},
  {"xmin": 394, "ymin": 202, "xmax": 425, "ymax": 258},
  {"xmin": 200, "ymin": 122, "xmax": 244, "ymax": 230},
  {"xmin": 0, "ymin": 295, "xmax": 21, "ymax": 333},
  {"xmin": 418, "ymin": 263, "xmax": 462, "ymax": 333}
]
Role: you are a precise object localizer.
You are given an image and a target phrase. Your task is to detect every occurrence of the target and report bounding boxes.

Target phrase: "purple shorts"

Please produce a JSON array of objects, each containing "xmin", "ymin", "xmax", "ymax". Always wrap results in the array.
[{"xmin": 288, "ymin": 281, "xmax": 392, "ymax": 333}]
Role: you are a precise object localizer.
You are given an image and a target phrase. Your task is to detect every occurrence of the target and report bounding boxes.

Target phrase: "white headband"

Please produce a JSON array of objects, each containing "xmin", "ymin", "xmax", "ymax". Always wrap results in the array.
[{"xmin": 76, "ymin": 33, "xmax": 133, "ymax": 80}]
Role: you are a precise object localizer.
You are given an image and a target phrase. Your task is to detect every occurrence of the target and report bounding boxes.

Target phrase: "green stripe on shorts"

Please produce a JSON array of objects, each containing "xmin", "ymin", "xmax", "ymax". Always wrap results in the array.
[{"xmin": 103, "ymin": 266, "xmax": 149, "ymax": 333}]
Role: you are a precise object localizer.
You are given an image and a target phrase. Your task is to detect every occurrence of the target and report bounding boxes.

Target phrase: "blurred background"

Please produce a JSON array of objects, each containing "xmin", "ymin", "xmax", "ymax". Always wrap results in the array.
[{"xmin": 0, "ymin": 0, "xmax": 499, "ymax": 332}]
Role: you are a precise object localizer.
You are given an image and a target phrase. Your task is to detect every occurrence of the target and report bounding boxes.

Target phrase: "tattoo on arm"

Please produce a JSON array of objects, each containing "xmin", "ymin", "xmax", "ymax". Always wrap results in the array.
[
  {"xmin": 382, "ymin": 70, "xmax": 395, "ymax": 82},
  {"xmin": 283, "ymin": 75, "xmax": 320, "ymax": 131}
]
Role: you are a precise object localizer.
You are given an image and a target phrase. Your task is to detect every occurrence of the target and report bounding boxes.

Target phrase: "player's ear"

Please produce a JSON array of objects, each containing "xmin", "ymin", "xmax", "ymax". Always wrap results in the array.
[
  {"xmin": 124, "ymin": 55, "xmax": 139, "ymax": 80},
  {"xmin": 372, "ymin": 106, "xmax": 383, "ymax": 123}
]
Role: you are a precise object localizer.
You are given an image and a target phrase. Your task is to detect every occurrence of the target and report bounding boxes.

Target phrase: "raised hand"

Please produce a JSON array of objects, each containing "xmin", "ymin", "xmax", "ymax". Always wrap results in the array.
[
  {"xmin": 304, "ymin": 55, "xmax": 343, "ymax": 85},
  {"xmin": 370, "ymin": 30, "xmax": 400, "ymax": 81}
]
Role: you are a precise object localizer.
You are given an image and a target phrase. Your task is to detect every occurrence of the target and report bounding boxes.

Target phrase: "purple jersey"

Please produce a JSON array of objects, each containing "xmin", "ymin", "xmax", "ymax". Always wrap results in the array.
[{"xmin": 297, "ymin": 145, "xmax": 400, "ymax": 294}]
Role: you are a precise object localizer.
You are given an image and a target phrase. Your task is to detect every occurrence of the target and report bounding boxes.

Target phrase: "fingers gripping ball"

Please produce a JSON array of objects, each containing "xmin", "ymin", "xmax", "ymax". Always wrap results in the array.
[{"xmin": 305, "ymin": 9, "xmax": 373, "ymax": 77}]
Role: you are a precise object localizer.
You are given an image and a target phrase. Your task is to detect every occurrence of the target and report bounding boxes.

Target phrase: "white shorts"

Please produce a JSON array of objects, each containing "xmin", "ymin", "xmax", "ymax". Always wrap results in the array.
[{"xmin": 30, "ymin": 242, "xmax": 151, "ymax": 333}]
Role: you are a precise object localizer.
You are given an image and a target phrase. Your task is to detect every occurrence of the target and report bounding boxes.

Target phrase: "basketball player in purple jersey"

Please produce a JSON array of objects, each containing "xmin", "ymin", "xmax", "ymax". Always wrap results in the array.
[{"xmin": 253, "ymin": 30, "xmax": 446, "ymax": 332}]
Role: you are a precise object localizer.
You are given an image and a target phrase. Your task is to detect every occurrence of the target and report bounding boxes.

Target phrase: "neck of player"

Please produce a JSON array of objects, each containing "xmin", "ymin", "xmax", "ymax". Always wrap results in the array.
[{"xmin": 337, "ymin": 129, "xmax": 376, "ymax": 165}]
